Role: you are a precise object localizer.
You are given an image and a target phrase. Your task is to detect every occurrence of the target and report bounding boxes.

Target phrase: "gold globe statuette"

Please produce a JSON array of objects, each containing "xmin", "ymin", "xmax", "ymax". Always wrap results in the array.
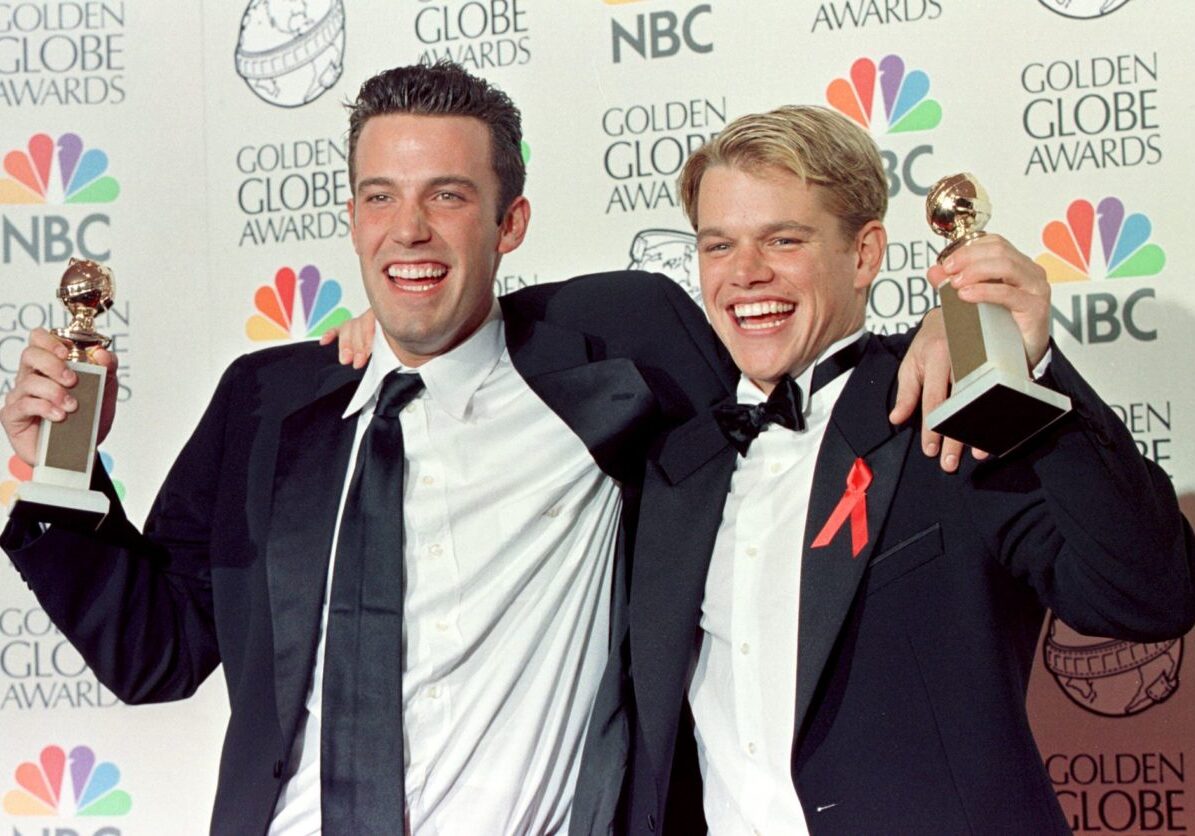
[
  {"xmin": 13, "ymin": 258, "xmax": 115, "ymax": 525},
  {"xmin": 924, "ymin": 173, "xmax": 1071, "ymax": 456},
  {"xmin": 53, "ymin": 257, "xmax": 115, "ymax": 360}
]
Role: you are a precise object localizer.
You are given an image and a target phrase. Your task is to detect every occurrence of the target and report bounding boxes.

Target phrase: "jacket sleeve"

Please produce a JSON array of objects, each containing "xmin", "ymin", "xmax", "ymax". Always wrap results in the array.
[
  {"xmin": 1, "ymin": 359, "xmax": 246, "ymax": 704},
  {"xmin": 969, "ymin": 342, "xmax": 1195, "ymax": 641}
]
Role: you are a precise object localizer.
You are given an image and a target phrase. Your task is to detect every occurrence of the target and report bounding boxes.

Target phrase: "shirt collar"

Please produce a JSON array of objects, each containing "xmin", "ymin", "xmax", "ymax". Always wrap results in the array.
[
  {"xmin": 343, "ymin": 300, "xmax": 505, "ymax": 421},
  {"xmin": 735, "ymin": 327, "xmax": 867, "ymax": 410}
]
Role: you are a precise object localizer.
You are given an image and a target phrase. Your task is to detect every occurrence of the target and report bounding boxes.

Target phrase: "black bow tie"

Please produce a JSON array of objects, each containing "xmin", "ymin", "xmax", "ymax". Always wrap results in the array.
[
  {"xmin": 713, "ymin": 335, "xmax": 869, "ymax": 456},
  {"xmin": 713, "ymin": 376, "xmax": 804, "ymax": 455}
]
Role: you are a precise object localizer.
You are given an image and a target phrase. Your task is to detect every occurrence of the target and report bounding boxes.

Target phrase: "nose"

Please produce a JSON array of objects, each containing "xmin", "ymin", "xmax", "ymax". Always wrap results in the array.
[
  {"xmin": 389, "ymin": 198, "xmax": 431, "ymax": 247},
  {"xmin": 730, "ymin": 245, "xmax": 773, "ymax": 287}
]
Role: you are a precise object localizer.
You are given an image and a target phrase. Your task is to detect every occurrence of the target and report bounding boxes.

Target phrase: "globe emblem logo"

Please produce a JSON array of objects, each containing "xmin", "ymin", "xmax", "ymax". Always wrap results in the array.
[
  {"xmin": 628, "ymin": 229, "xmax": 701, "ymax": 307},
  {"xmin": 1043, "ymin": 615, "xmax": 1182, "ymax": 717},
  {"xmin": 234, "ymin": 0, "xmax": 346, "ymax": 109},
  {"xmin": 1036, "ymin": 0, "xmax": 1133, "ymax": 19}
]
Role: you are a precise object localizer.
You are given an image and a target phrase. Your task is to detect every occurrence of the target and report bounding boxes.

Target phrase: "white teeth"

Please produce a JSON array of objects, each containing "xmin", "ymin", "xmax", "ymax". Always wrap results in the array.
[
  {"xmin": 387, "ymin": 265, "xmax": 448, "ymax": 280},
  {"xmin": 741, "ymin": 319, "xmax": 784, "ymax": 331},
  {"xmin": 733, "ymin": 301, "xmax": 795, "ymax": 318}
]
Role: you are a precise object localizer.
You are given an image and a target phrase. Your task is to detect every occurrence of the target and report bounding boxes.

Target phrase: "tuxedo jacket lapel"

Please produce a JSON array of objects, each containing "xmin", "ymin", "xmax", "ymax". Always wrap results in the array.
[
  {"xmin": 795, "ymin": 339, "xmax": 912, "ymax": 738},
  {"xmin": 265, "ymin": 363, "xmax": 363, "ymax": 744},
  {"xmin": 631, "ymin": 411, "xmax": 736, "ymax": 776},
  {"xmin": 505, "ymin": 314, "xmax": 660, "ymax": 484},
  {"xmin": 263, "ymin": 310, "xmax": 656, "ymax": 745}
]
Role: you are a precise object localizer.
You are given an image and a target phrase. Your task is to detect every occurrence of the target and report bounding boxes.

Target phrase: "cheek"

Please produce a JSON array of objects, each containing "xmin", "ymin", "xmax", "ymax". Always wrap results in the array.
[
  {"xmin": 351, "ymin": 217, "xmax": 383, "ymax": 254},
  {"xmin": 698, "ymin": 266, "xmax": 721, "ymax": 311},
  {"xmin": 709, "ymin": 316, "xmax": 735, "ymax": 349}
]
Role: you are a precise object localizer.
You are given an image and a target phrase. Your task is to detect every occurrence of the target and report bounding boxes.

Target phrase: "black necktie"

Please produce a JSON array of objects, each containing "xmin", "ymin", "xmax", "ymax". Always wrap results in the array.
[
  {"xmin": 321, "ymin": 371, "xmax": 425, "ymax": 832},
  {"xmin": 714, "ymin": 335, "xmax": 869, "ymax": 455}
]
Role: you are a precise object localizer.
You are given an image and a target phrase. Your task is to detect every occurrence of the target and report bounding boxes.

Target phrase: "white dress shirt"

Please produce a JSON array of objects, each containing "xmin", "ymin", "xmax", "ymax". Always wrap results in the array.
[
  {"xmin": 270, "ymin": 304, "xmax": 619, "ymax": 834},
  {"xmin": 689, "ymin": 330, "xmax": 866, "ymax": 836}
]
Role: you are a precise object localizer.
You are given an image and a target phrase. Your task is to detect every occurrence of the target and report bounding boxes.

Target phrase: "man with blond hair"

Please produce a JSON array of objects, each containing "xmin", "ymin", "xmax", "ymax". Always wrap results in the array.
[{"xmin": 597, "ymin": 105, "xmax": 1194, "ymax": 834}]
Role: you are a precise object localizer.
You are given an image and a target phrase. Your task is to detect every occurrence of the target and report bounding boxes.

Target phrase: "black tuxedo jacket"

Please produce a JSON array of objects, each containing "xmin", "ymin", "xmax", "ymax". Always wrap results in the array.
[
  {"xmin": 2, "ymin": 272, "xmax": 736, "ymax": 836},
  {"xmin": 616, "ymin": 335, "xmax": 1195, "ymax": 835}
]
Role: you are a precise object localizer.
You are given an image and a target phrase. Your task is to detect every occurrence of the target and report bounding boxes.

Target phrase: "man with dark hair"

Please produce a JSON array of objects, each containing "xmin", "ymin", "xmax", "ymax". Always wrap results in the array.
[
  {"xmin": 1, "ymin": 58, "xmax": 730, "ymax": 836},
  {"xmin": 3, "ymin": 66, "xmax": 948, "ymax": 834},
  {"xmin": 346, "ymin": 62, "xmax": 526, "ymax": 222}
]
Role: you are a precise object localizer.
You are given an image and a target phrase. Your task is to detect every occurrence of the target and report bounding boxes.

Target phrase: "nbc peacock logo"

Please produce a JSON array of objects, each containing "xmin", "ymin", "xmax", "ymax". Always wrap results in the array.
[
  {"xmin": 3, "ymin": 744, "xmax": 131, "ymax": 816},
  {"xmin": 0, "ymin": 133, "xmax": 120, "ymax": 205},
  {"xmin": 246, "ymin": 264, "xmax": 353, "ymax": 341},
  {"xmin": 1035, "ymin": 197, "xmax": 1165, "ymax": 283},
  {"xmin": 1, "ymin": 452, "xmax": 124, "ymax": 508},
  {"xmin": 826, "ymin": 55, "xmax": 942, "ymax": 134}
]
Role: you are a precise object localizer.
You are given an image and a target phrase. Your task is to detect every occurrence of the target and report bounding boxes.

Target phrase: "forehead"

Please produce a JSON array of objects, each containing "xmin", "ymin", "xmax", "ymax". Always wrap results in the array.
[
  {"xmin": 696, "ymin": 164, "xmax": 830, "ymax": 226},
  {"xmin": 353, "ymin": 113, "xmax": 494, "ymax": 175}
]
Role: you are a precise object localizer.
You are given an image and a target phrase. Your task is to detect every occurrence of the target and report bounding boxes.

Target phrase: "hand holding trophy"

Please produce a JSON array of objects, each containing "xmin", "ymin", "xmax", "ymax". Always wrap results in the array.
[
  {"xmin": 925, "ymin": 174, "xmax": 1071, "ymax": 456},
  {"xmin": 12, "ymin": 258, "xmax": 115, "ymax": 525}
]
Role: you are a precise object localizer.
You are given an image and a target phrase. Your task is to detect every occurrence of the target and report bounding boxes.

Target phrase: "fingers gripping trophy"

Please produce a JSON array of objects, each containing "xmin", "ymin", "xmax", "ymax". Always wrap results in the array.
[
  {"xmin": 14, "ymin": 258, "xmax": 115, "ymax": 524},
  {"xmin": 925, "ymin": 174, "xmax": 1071, "ymax": 456}
]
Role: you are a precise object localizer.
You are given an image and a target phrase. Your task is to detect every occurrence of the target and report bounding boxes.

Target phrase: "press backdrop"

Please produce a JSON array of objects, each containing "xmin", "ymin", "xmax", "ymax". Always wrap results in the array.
[{"xmin": 2, "ymin": 1, "xmax": 1193, "ymax": 832}]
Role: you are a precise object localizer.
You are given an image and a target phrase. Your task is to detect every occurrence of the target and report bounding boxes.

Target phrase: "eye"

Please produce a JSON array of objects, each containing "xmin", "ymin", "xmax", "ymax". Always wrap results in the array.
[
  {"xmin": 363, "ymin": 192, "xmax": 391, "ymax": 204},
  {"xmin": 432, "ymin": 191, "xmax": 464, "ymax": 202},
  {"xmin": 701, "ymin": 241, "xmax": 730, "ymax": 254}
]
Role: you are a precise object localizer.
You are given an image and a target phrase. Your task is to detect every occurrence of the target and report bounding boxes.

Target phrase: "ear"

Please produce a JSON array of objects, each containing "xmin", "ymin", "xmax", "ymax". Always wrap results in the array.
[
  {"xmin": 497, "ymin": 196, "xmax": 530, "ymax": 255},
  {"xmin": 853, "ymin": 220, "xmax": 886, "ymax": 291}
]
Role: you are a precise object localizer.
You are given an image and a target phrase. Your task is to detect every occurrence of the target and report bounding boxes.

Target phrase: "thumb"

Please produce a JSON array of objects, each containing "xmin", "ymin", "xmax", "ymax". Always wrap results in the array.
[{"xmin": 90, "ymin": 347, "xmax": 119, "ymax": 374}]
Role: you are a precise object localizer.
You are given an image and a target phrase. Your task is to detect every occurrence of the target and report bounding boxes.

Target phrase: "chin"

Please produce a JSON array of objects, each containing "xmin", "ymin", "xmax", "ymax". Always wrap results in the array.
[{"xmin": 734, "ymin": 351, "xmax": 790, "ymax": 381}]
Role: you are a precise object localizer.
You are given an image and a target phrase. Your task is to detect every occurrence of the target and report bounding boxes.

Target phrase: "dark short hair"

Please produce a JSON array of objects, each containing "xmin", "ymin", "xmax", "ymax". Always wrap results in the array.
[{"xmin": 347, "ymin": 61, "xmax": 525, "ymax": 222}]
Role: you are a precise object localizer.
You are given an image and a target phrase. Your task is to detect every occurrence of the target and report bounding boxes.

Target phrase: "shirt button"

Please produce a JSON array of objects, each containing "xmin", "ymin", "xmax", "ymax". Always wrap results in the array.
[
  {"xmin": 421, "ymin": 475, "xmax": 435, "ymax": 486},
  {"xmin": 745, "ymin": 546, "xmax": 758, "ymax": 558},
  {"xmin": 546, "ymin": 506, "xmax": 562, "ymax": 518},
  {"xmin": 404, "ymin": 403, "xmax": 417, "ymax": 415},
  {"xmin": 427, "ymin": 685, "xmax": 440, "ymax": 699},
  {"xmin": 770, "ymin": 462, "xmax": 781, "ymax": 474},
  {"xmin": 747, "ymin": 742, "xmax": 757, "ymax": 755},
  {"xmin": 740, "ymin": 642, "xmax": 750, "ymax": 655},
  {"xmin": 428, "ymin": 543, "xmax": 443, "ymax": 558},
  {"xmin": 436, "ymin": 621, "xmax": 449, "ymax": 632}
]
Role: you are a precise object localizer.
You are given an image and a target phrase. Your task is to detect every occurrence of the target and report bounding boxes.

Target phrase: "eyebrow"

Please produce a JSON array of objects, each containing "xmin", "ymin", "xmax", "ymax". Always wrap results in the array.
[
  {"xmin": 697, "ymin": 219, "xmax": 819, "ymax": 241},
  {"xmin": 426, "ymin": 175, "xmax": 481, "ymax": 193},
  {"xmin": 355, "ymin": 175, "xmax": 481, "ymax": 193}
]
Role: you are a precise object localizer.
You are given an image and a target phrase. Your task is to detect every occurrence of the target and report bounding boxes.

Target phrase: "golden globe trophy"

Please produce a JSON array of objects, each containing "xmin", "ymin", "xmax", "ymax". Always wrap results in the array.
[
  {"xmin": 925, "ymin": 173, "xmax": 1071, "ymax": 456},
  {"xmin": 14, "ymin": 258, "xmax": 114, "ymax": 524}
]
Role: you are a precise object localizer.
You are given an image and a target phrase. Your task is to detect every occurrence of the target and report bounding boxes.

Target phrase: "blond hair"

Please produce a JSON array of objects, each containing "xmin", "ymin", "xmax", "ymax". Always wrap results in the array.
[{"xmin": 679, "ymin": 105, "xmax": 888, "ymax": 236}]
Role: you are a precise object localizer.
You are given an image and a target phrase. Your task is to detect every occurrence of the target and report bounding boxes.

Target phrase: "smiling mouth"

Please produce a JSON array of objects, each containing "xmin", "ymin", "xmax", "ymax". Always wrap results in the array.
[
  {"xmin": 386, "ymin": 263, "xmax": 448, "ymax": 293},
  {"xmin": 733, "ymin": 300, "xmax": 795, "ymax": 331}
]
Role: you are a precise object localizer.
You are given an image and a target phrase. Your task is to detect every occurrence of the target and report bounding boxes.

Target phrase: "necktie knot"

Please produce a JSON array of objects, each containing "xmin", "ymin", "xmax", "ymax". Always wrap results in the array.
[
  {"xmin": 713, "ymin": 375, "xmax": 804, "ymax": 456},
  {"xmin": 374, "ymin": 372, "xmax": 424, "ymax": 418}
]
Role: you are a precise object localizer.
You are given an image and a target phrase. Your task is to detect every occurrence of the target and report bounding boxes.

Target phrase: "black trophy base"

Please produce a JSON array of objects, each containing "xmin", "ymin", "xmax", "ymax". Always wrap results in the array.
[
  {"xmin": 12, "ymin": 481, "xmax": 109, "ymax": 530},
  {"xmin": 927, "ymin": 367, "xmax": 1072, "ymax": 457}
]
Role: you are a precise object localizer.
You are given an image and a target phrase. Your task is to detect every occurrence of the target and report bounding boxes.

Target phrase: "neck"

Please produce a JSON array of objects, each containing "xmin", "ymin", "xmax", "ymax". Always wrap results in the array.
[{"xmin": 747, "ymin": 326, "xmax": 867, "ymax": 396}]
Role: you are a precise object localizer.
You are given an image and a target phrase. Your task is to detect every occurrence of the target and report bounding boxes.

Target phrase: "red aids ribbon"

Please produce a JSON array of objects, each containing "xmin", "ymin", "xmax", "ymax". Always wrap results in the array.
[{"xmin": 811, "ymin": 457, "xmax": 872, "ymax": 558}]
